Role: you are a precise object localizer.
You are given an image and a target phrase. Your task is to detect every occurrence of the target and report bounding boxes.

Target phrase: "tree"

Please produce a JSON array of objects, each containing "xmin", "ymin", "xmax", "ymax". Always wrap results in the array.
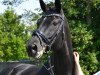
[
  {"xmin": 0, "ymin": 0, "xmax": 40, "ymax": 62},
  {"xmin": 0, "ymin": 8, "xmax": 28, "ymax": 61},
  {"xmin": 2, "ymin": 0, "xmax": 28, "ymax": 7},
  {"xmin": 61, "ymin": 0, "xmax": 100, "ymax": 74}
]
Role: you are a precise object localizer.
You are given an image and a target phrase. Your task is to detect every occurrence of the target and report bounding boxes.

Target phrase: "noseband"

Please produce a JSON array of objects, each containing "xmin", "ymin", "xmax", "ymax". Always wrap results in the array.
[{"xmin": 33, "ymin": 14, "xmax": 64, "ymax": 48}]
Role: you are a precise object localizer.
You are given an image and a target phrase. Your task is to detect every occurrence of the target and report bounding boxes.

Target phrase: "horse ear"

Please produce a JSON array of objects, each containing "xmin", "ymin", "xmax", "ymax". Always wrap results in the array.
[
  {"xmin": 39, "ymin": 0, "xmax": 47, "ymax": 12},
  {"xmin": 55, "ymin": 0, "xmax": 61, "ymax": 13}
]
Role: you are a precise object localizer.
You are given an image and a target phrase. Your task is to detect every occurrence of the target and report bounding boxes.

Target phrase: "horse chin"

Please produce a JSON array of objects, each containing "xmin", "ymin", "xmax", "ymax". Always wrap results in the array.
[{"xmin": 35, "ymin": 47, "xmax": 46, "ymax": 59}]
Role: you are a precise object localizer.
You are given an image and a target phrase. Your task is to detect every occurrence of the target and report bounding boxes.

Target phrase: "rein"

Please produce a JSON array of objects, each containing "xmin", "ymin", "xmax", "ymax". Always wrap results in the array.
[
  {"xmin": 32, "ymin": 14, "xmax": 65, "ymax": 75},
  {"xmin": 43, "ymin": 56, "xmax": 54, "ymax": 75}
]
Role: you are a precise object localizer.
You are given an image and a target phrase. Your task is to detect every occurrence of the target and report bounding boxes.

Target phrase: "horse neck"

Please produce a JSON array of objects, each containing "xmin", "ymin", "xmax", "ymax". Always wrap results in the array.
[{"xmin": 52, "ymin": 17, "xmax": 74, "ymax": 75}]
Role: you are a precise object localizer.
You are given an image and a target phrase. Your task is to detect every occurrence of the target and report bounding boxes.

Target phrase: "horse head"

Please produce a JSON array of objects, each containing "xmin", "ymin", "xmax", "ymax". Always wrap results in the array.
[{"xmin": 26, "ymin": 0, "xmax": 67, "ymax": 58}]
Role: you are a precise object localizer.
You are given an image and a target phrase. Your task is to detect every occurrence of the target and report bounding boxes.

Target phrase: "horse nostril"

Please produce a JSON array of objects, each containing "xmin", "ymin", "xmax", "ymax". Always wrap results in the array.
[{"xmin": 31, "ymin": 45, "xmax": 37, "ymax": 54}]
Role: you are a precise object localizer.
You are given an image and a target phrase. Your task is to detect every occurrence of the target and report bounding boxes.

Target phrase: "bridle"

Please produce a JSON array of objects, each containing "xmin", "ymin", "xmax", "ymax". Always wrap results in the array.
[
  {"xmin": 32, "ymin": 13, "xmax": 65, "ymax": 75},
  {"xmin": 33, "ymin": 13, "xmax": 64, "ymax": 48}
]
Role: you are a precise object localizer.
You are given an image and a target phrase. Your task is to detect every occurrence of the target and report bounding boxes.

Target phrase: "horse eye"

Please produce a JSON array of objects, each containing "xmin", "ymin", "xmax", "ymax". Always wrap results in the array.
[
  {"xmin": 53, "ymin": 22, "xmax": 57, "ymax": 26},
  {"xmin": 53, "ymin": 19, "xmax": 59, "ymax": 26}
]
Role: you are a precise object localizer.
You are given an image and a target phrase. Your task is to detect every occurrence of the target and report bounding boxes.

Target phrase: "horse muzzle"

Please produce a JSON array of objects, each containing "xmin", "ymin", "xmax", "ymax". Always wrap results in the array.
[{"xmin": 26, "ymin": 37, "xmax": 47, "ymax": 59}]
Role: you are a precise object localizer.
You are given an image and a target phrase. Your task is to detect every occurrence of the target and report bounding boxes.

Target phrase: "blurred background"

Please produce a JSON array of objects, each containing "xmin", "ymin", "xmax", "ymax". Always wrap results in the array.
[{"xmin": 0, "ymin": 0, "xmax": 100, "ymax": 75}]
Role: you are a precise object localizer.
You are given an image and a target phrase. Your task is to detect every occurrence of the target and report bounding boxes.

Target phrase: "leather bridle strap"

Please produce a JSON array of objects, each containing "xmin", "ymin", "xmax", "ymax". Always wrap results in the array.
[
  {"xmin": 33, "ymin": 14, "xmax": 64, "ymax": 47},
  {"xmin": 33, "ymin": 30, "xmax": 50, "ymax": 45}
]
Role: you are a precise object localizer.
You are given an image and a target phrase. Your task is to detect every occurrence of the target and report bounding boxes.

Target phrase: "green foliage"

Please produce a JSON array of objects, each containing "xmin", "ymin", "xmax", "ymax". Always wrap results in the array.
[
  {"xmin": 0, "ymin": 0, "xmax": 100, "ymax": 74},
  {"xmin": 0, "ymin": 8, "xmax": 29, "ymax": 62},
  {"xmin": 70, "ymin": 21, "xmax": 93, "ymax": 51},
  {"xmin": 62, "ymin": 0, "xmax": 100, "ymax": 74},
  {"xmin": 0, "ymin": 4, "xmax": 39, "ymax": 62}
]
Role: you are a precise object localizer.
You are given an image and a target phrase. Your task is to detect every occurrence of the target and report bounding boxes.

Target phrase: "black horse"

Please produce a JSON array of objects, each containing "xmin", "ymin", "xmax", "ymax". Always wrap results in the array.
[
  {"xmin": 0, "ymin": 60, "xmax": 52, "ymax": 75},
  {"xmin": 0, "ymin": 0, "xmax": 75, "ymax": 75},
  {"xmin": 27, "ymin": 0, "xmax": 75, "ymax": 75},
  {"xmin": 0, "ymin": 61, "xmax": 39, "ymax": 75}
]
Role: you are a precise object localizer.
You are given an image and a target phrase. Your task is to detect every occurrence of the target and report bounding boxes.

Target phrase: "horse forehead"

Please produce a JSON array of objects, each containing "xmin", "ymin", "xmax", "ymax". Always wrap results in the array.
[{"xmin": 43, "ymin": 9, "xmax": 57, "ymax": 15}]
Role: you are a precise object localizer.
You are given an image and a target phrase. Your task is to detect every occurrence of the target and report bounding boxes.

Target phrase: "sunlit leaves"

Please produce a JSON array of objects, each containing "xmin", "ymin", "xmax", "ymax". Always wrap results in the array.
[
  {"xmin": 0, "ymin": 9, "xmax": 28, "ymax": 62},
  {"xmin": 61, "ymin": 0, "xmax": 100, "ymax": 74}
]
